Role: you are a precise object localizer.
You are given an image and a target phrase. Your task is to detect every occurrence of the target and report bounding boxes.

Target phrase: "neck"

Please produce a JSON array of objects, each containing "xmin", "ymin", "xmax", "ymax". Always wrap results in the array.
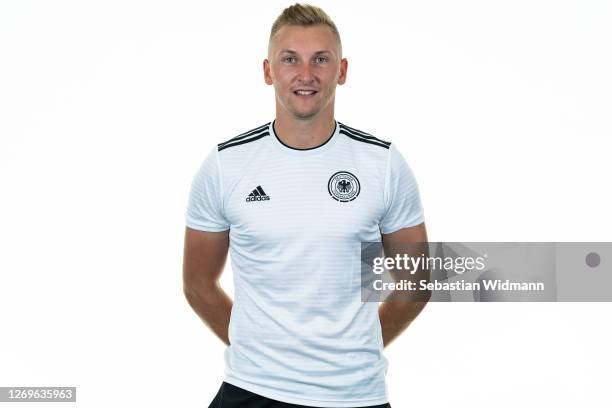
[{"xmin": 273, "ymin": 108, "xmax": 336, "ymax": 149}]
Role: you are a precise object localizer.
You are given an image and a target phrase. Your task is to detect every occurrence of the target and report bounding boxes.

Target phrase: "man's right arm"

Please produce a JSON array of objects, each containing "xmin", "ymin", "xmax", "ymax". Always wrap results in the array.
[{"xmin": 182, "ymin": 226, "xmax": 232, "ymax": 346}]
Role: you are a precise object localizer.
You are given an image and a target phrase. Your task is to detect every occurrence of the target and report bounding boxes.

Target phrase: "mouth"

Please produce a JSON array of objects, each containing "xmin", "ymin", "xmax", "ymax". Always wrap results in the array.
[{"xmin": 293, "ymin": 90, "xmax": 318, "ymax": 97}]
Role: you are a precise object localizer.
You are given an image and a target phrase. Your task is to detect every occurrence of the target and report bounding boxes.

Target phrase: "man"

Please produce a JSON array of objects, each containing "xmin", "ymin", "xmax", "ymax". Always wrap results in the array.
[{"xmin": 183, "ymin": 4, "xmax": 429, "ymax": 407}]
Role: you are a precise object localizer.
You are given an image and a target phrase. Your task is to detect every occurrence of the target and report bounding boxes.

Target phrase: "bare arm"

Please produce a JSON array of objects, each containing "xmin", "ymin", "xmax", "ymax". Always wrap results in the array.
[
  {"xmin": 182, "ymin": 226, "xmax": 232, "ymax": 346},
  {"xmin": 378, "ymin": 222, "xmax": 431, "ymax": 348}
]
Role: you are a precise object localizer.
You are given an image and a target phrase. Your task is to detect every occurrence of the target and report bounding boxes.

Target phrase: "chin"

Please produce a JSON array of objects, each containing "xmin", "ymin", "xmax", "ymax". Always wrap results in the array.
[
  {"xmin": 292, "ymin": 110, "xmax": 319, "ymax": 120},
  {"xmin": 290, "ymin": 105, "xmax": 320, "ymax": 118}
]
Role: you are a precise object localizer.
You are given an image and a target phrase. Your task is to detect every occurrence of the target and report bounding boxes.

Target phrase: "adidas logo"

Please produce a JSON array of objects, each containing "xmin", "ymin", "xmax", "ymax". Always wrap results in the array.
[{"xmin": 246, "ymin": 185, "xmax": 270, "ymax": 202}]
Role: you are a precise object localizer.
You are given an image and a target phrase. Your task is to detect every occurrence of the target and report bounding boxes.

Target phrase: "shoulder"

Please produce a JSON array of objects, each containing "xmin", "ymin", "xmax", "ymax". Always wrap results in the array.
[
  {"xmin": 337, "ymin": 121, "xmax": 392, "ymax": 150},
  {"xmin": 217, "ymin": 122, "xmax": 271, "ymax": 152}
]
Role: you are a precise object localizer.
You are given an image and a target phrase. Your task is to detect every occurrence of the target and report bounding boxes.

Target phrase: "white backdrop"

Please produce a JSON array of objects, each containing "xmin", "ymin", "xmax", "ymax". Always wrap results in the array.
[{"xmin": 1, "ymin": 0, "xmax": 611, "ymax": 407}]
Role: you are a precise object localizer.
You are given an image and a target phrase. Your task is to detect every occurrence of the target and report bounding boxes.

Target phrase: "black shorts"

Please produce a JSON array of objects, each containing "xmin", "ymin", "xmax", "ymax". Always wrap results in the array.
[{"xmin": 208, "ymin": 381, "xmax": 392, "ymax": 408}]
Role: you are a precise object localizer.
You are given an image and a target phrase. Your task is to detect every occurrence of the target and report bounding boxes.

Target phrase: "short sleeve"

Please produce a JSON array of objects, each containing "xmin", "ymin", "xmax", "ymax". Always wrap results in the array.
[
  {"xmin": 379, "ymin": 143, "xmax": 425, "ymax": 234},
  {"xmin": 185, "ymin": 147, "xmax": 230, "ymax": 232}
]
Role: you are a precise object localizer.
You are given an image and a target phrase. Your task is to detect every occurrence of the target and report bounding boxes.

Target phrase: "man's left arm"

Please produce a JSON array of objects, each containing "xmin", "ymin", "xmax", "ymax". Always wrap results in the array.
[{"xmin": 378, "ymin": 222, "xmax": 430, "ymax": 348}]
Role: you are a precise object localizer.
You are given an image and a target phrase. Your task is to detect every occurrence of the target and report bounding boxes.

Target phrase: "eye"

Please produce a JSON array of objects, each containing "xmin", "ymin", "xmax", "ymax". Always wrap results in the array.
[
  {"xmin": 315, "ymin": 56, "xmax": 329, "ymax": 63},
  {"xmin": 283, "ymin": 56, "xmax": 296, "ymax": 63}
]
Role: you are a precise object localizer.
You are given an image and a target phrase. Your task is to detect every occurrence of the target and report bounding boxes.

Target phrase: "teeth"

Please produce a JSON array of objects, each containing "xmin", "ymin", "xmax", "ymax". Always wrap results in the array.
[{"xmin": 295, "ymin": 90, "xmax": 315, "ymax": 95}]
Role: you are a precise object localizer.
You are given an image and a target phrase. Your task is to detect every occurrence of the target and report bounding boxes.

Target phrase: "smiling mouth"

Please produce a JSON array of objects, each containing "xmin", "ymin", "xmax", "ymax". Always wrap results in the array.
[{"xmin": 294, "ymin": 90, "xmax": 317, "ymax": 96}]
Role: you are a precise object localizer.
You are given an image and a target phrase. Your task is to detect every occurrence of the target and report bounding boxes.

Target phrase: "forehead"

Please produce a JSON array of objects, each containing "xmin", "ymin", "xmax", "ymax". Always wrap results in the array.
[{"xmin": 270, "ymin": 24, "xmax": 339, "ymax": 55}]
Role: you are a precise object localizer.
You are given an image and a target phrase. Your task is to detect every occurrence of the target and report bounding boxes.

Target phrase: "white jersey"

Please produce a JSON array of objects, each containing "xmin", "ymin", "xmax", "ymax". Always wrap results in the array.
[{"xmin": 186, "ymin": 119, "xmax": 424, "ymax": 407}]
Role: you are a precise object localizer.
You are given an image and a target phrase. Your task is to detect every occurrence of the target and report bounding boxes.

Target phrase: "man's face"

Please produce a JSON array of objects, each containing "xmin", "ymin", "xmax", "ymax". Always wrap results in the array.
[{"xmin": 264, "ymin": 24, "xmax": 347, "ymax": 120}]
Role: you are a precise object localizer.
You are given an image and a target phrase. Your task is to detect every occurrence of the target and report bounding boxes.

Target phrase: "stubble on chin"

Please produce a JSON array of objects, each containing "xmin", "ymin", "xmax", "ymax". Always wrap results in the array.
[
  {"xmin": 291, "ymin": 108, "xmax": 318, "ymax": 120},
  {"xmin": 286, "ymin": 98, "xmax": 320, "ymax": 120}
]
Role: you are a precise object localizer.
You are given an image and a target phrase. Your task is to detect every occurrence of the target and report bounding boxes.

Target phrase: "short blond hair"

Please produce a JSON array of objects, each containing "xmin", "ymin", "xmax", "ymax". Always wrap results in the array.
[{"xmin": 269, "ymin": 3, "xmax": 342, "ymax": 57}]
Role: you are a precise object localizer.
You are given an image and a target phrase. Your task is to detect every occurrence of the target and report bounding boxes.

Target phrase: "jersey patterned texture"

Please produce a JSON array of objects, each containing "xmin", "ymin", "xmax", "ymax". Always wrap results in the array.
[{"xmin": 185, "ymin": 119, "xmax": 424, "ymax": 408}]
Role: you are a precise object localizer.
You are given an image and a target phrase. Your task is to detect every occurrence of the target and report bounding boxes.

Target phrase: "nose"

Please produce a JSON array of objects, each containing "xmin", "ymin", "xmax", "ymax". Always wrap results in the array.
[{"xmin": 297, "ymin": 62, "xmax": 314, "ymax": 82}]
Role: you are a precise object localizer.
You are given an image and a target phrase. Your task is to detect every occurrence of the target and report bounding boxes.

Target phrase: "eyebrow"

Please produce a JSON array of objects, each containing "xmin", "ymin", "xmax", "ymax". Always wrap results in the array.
[{"xmin": 279, "ymin": 49, "xmax": 332, "ymax": 55}]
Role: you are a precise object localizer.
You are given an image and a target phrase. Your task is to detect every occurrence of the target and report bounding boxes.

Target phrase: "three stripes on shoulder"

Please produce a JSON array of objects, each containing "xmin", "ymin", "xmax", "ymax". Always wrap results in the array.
[
  {"xmin": 337, "ymin": 123, "xmax": 390, "ymax": 149},
  {"xmin": 218, "ymin": 123, "xmax": 270, "ymax": 152},
  {"xmin": 217, "ymin": 122, "xmax": 391, "ymax": 152}
]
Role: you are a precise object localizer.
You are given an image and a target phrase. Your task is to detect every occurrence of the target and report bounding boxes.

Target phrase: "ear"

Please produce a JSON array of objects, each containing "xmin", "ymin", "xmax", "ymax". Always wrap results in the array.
[
  {"xmin": 263, "ymin": 59, "xmax": 273, "ymax": 85},
  {"xmin": 337, "ymin": 58, "xmax": 348, "ymax": 85}
]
